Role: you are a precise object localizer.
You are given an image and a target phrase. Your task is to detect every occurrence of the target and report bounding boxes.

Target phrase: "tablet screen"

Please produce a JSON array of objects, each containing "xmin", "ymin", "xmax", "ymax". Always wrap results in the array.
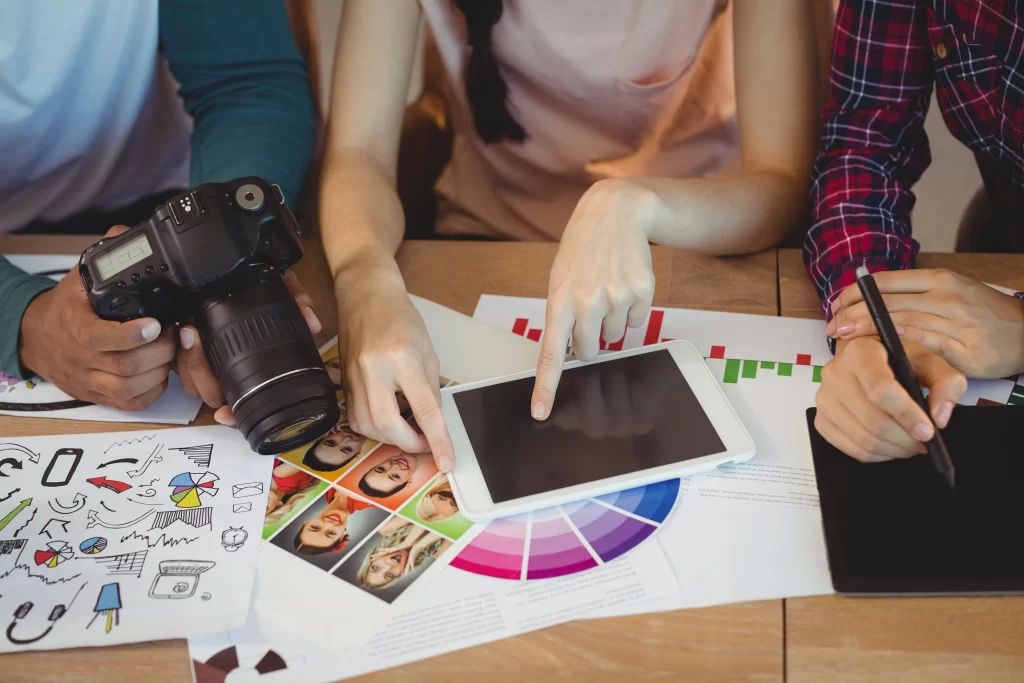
[
  {"xmin": 453, "ymin": 349, "xmax": 725, "ymax": 503},
  {"xmin": 809, "ymin": 406, "xmax": 1024, "ymax": 594}
]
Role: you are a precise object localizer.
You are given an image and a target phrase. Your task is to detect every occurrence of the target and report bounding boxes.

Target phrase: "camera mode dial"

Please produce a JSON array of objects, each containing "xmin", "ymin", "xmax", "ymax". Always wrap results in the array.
[{"xmin": 234, "ymin": 184, "xmax": 266, "ymax": 215}]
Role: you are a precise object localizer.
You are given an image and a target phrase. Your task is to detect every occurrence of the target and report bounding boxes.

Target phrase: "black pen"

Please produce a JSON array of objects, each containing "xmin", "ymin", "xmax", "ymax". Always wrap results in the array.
[{"xmin": 854, "ymin": 266, "xmax": 955, "ymax": 488}]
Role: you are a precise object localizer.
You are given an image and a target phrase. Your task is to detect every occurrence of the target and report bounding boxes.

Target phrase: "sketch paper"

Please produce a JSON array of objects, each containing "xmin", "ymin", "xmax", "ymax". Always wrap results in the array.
[
  {"xmin": 0, "ymin": 254, "xmax": 202, "ymax": 424},
  {"xmin": 0, "ymin": 426, "xmax": 271, "ymax": 651}
]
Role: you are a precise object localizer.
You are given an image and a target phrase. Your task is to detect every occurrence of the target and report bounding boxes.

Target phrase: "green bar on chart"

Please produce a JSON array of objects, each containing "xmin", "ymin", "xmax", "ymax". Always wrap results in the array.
[
  {"xmin": 723, "ymin": 359, "xmax": 741, "ymax": 384},
  {"xmin": 760, "ymin": 361, "xmax": 776, "ymax": 370},
  {"xmin": 742, "ymin": 360, "xmax": 758, "ymax": 379},
  {"xmin": 812, "ymin": 366, "xmax": 823, "ymax": 383},
  {"xmin": 777, "ymin": 363, "xmax": 793, "ymax": 376}
]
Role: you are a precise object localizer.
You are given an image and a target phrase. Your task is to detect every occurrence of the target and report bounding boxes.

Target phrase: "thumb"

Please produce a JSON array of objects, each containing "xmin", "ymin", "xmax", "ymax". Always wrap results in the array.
[
  {"xmin": 907, "ymin": 342, "xmax": 967, "ymax": 429},
  {"xmin": 104, "ymin": 224, "xmax": 131, "ymax": 238}
]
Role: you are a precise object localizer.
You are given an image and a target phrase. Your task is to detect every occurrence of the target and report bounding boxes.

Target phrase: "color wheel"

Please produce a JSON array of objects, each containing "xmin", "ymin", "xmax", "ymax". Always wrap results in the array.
[
  {"xmin": 169, "ymin": 472, "xmax": 219, "ymax": 508},
  {"xmin": 79, "ymin": 537, "xmax": 108, "ymax": 554},
  {"xmin": 34, "ymin": 541, "xmax": 74, "ymax": 568},
  {"xmin": 451, "ymin": 479, "xmax": 679, "ymax": 580}
]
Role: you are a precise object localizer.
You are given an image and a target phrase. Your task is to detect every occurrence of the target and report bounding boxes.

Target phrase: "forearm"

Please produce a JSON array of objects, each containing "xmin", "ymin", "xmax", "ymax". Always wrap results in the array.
[
  {"xmin": 611, "ymin": 169, "xmax": 808, "ymax": 255},
  {"xmin": 0, "ymin": 258, "xmax": 57, "ymax": 378}
]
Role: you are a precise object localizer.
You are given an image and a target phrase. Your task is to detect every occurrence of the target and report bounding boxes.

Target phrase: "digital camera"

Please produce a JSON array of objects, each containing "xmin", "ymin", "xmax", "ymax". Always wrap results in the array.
[{"xmin": 79, "ymin": 177, "xmax": 339, "ymax": 454}]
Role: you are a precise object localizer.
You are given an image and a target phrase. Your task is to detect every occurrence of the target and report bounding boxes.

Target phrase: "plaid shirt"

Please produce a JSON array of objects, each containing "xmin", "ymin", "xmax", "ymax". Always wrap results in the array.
[{"xmin": 805, "ymin": 0, "xmax": 1024, "ymax": 319}]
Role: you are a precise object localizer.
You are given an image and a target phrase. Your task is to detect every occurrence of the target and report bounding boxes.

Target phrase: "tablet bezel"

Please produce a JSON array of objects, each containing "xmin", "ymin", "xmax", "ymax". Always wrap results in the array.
[{"xmin": 442, "ymin": 340, "xmax": 756, "ymax": 521}]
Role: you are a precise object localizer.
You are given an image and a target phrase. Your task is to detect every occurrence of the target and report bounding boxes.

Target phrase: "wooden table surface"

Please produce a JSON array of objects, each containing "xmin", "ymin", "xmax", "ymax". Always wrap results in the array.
[
  {"xmin": 0, "ymin": 237, "xmax": 782, "ymax": 683},
  {"xmin": 778, "ymin": 248, "xmax": 1024, "ymax": 682}
]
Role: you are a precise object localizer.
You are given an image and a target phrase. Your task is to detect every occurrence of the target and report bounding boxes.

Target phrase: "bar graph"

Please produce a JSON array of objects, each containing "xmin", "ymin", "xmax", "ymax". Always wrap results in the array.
[{"xmin": 508, "ymin": 313, "xmax": 823, "ymax": 384}]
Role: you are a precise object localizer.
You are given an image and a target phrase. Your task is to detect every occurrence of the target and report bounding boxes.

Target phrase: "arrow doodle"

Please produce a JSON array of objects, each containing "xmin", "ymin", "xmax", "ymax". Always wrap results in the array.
[
  {"xmin": 0, "ymin": 498, "xmax": 32, "ymax": 532},
  {"xmin": 86, "ymin": 477, "xmax": 132, "ymax": 493},
  {"xmin": 127, "ymin": 444, "xmax": 163, "ymax": 478},
  {"xmin": 0, "ymin": 443, "xmax": 39, "ymax": 465},
  {"xmin": 0, "ymin": 458, "xmax": 23, "ymax": 477},
  {"xmin": 40, "ymin": 518, "xmax": 70, "ymax": 539},
  {"xmin": 100, "ymin": 502, "xmax": 116, "ymax": 513},
  {"xmin": 0, "ymin": 488, "xmax": 19, "ymax": 503},
  {"xmin": 87, "ymin": 508, "xmax": 155, "ymax": 530},
  {"xmin": 48, "ymin": 493, "xmax": 87, "ymax": 514},
  {"xmin": 97, "ymin": 458, "xmax": 138, "ymax": 469}
]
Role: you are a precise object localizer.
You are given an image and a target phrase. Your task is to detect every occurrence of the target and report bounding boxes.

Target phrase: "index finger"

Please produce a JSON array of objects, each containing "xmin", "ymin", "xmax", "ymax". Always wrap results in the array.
[
  {"xmin": 68, "ymin": 297, "xmax": 162, "ymax": 352},
  {"xmin": 531, "ymin": 297, "xmax": 575, "ymax": 421},
  {"xmin": 834, "ymin": 269, "xmax": 948, "ymax": 313},
  {"xmin": 397, "ymin": 366, "xmax": 454, "ymax": 472}
]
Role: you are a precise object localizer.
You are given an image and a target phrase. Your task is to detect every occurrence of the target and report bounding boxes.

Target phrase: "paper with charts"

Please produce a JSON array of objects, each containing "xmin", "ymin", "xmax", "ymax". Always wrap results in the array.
[
  {"xmin": 0, "ymin": 254, "xmax": 202, "ymax": 424},
  {"xmin": 0, "ymin": 426, "xmax": 271, "ymax": 651}
]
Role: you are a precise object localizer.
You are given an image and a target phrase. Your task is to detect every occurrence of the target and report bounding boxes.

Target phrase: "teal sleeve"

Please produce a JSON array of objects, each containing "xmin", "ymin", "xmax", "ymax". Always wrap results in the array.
[
  {"xmin": 159, "ymin": 0, "xmax": 317, "ymax": 208},
  {"xmin": 0, "ymin": 258, "xmax": 58, "ymax": 379}
]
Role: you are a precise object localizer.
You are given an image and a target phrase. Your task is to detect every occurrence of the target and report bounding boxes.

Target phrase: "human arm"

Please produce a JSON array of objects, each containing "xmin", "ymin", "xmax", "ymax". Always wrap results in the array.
[
  {"xmin": 318, "ymin": 0, "xmax": 455, "ymax": 470},
  {"xmin": 531, "ymin": 0, "xmax": 820, "ymax": 417},
  {"xmin": 0, "ymin": 258, "xmax": 59, "ymax": 379}
]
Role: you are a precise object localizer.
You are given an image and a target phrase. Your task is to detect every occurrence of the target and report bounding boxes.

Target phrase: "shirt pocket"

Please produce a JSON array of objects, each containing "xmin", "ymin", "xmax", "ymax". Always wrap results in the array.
[{"xmin": 927, "ymin": 23, "xmax": 1008, "ymax": 154}]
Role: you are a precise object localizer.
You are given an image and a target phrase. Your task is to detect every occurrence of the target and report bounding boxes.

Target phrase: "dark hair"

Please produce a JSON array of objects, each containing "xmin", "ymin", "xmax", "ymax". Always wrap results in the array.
[
  {"xmin": 454, "ymin": 0, "xmax": 525, "ymax": 144},
  {"xmin": 293, "ymin": 524, "xmax": 349, "ymax": 556},
  {"xmin": 302, "ymin": 437, "xmax": 357, "ymax": 473},
  {"xmin": 358, "ymin": 474, "xmax": 408, "ymax": 499}
]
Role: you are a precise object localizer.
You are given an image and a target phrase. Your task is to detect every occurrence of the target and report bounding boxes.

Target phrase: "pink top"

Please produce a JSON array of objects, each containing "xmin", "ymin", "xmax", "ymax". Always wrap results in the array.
[{"xmin": 421, "ymin": 0, "xmax": 738, "ymax": 240}]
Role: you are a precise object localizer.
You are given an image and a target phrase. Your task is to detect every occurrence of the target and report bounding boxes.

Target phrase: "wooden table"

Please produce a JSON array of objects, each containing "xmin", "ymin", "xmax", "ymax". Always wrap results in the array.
[
  {"xmin": 0, "ymin": 237, "xmax": 782, "ymax": 683},
  {"xmin": 779, "ymin": 248, "xmax": 1024, "ymax": 682}
]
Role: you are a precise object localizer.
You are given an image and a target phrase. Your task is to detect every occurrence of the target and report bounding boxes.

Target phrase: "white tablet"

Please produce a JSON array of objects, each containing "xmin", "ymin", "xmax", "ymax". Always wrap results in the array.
[{"xmin": 441, "ymin": 340, "xmax": 755, "ymax": 521}]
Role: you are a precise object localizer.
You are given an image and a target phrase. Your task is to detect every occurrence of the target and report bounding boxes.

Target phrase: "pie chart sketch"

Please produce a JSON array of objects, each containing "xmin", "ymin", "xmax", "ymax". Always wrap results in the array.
[
  {"xmin": 34, "ymin": 540, "xmax": 74, "ymax": 568},
  {"xmin": 169, "ymin": 472, "xmax": 219, "ymax": 508},
  {"xmin": 79, "ymin": 537, "xmax": 108, "ymax": 555}
]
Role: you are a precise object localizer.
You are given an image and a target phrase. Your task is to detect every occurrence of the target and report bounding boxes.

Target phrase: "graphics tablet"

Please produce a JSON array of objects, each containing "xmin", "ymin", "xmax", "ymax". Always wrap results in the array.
[
  {"xmin": 807, "ymin": 405, "xmax": 1024, "ymax": 596},
  {"xmin": 442, "ymin": 341, "xmax": 755, "ymax": 521}
]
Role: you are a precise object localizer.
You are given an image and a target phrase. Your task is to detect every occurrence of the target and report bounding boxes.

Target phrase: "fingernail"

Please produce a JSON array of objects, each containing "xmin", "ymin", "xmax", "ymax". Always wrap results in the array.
[
  {"xmin": 912, "ymin": 422, "xmax": 934, "ymax": 442},
  {"xmin": 837, "ymin": 322, "xmax": 855, "ymax": 336},
  {"xmin": 180, "ymin": 327, "xmax": 195, "ymax": 350},
  {"xmin": 532, "ymin": 401, "xmax": 546, "ymax": 420},
  {"xmin": 934, "ymin": 401, "xmax": 953, "ymax": 428},
  {"xmin": 437, "ymin": 455, "xmax": 452, "ymax": 472},
  {"xmin": 141, "ymin": 320, "xmax": 161, "ymax": 342},
  {"xmin": 825, "ymin": 320, "xmax": 836, "ymax": 336},
  {"xmin": 304, "ymin": 307, "xmax": 322, "ymax": 334},
  {"xmin": 895, "ymin": 325, "xmax": 906, "ymax": 335},
  {"xmin": 215, "ymin": 412, "xmax": 236, "ymax": 427}
]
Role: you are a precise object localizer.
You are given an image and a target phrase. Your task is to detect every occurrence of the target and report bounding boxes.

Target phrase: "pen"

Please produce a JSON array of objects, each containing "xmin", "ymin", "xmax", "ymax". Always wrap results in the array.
[{"xmin": 854, "ymin": 266, "xmax": 955, "ymax": 488}]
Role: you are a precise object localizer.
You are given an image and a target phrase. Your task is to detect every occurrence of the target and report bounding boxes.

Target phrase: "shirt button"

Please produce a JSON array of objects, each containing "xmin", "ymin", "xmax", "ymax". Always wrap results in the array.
[{"xmin": 936, "ymin": 43, "xmax": 948, "ymax": 59}]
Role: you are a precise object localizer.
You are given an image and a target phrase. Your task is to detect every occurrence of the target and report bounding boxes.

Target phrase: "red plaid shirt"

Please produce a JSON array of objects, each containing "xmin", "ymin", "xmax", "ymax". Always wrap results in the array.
[{"xmin": 805, "ymin": 0, "xmax": 1024, "ymax": 319}]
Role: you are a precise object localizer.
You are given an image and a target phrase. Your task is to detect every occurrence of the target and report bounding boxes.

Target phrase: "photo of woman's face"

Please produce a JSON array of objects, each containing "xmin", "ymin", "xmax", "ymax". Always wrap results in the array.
[
  {"xmin": 298, "ymin": 504, "xmax": 349, "ymax": 550},
  {"xmin": 429, "ymin": 489, "xmax": 458, "ymax": 520},
  {"xmin": 313, "ymin": 421, "xmax": 367, "ymax": 467},
  {"xmin": 363, "ymin": 453, "xmax": 420, "ymax": 494},
  {"xmin": 365, "ymin": 549, "xmax": 410, "ymax": 587}
]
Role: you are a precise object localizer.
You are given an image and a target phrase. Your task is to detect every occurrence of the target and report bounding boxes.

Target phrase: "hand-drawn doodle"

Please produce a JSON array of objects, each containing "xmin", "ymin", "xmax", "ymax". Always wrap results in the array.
[
  {"xmin": 104, "ymin": 433, "xmax": 155, "ymax": 454},
  {"xmin": 86, "ymin": 476, "xmax": 132, "ymax": 494},
  {"xmin": 86, "ymin": 508, "xmax": 155, "ymax": 530},
  {"xmin": 2, "ymin": 539, "xmax": 82, "ymax": 585},
  {"xmin": 78, "ymin": 537, "xmax": 108, "ymax": 554},
  {"xmin": 148, "ymin": 559, "xmax": 215, "ymax": 599},
  {"xmin": 0, "ymin": 443, "xmax": 39, "ymax": 465},
  {"xmin": 150, "ymin": 508, "xmax": 212, "ymax": 530},
  {"xmin": 13, "ymin": 507, "xmax": 36, "ymax": 538},
  {"xmin": 0, "ymin": 539, "xmax": 27, "ymax": 572},
  {"xmin": 0, "ymin": 458, "xmax": 23, "ymax": 476},
  {"xmin": 5, "ymin": 583, "xmax": 85, "ymax": 646},
  {"xmin": 40, "ymin": 518, "xmax": 70, "ymax": 539},
  {"xmin": 120, "ymin": 530, "xmax": 200, "ymax": 548},
  {"xmin": 220, "ymin": 527, "xmax": 248, "ymax": 552},
  {"xmin": 169, "ymin": 472, "xmax": 219, "ymax": 508},
  {"xmin": 48, "ymin": 494, "xmax": 86, "ymax": 515},
  {"xmin": 231, "ymin": 482, "xmax": 263, "ymax": 498},
  {"xmin": 127, "ymin": 444, "xmax": 163, "ymax": 478},
  {"xmin": 88, "ymin": 583, "xmax": 122, "ymax": 633},
  {"xmin": 99, "ymin": 501, "xmax": 116, "ymax": 513},
  {"xmin": 33, "ymin": 541, "xmax": 73, "ymax": 568},
  {"xmin": 135, "ymin": 488, "xmax": 157, "ymax": 498},
  {"xmin": 97, "ymin": 458, "xmax": 139, "ymax": 469},
  {"xmin": 232, "ymin": 502, "xmax": 252, "ymax": 514},
  {"xmin": 169, "ymin": 444, "xmax": 213, "ymax": 468},
  {"xmin": 201, "ymin": 593, "xmax": 211, "ymax": 601},
  {"xmin": 91, "ymin": 550, "xmax": 148, "ymax": 577},
  {"xmin": 40, "ymin": 448, "xmax": 83, "ymax": 487},
  {"xmin": 0, "ymin": 564, "xmax": 83, "ymax": 586},
  {"xmin": 138, "ymin": 478, "xmax": 158, "ymax": 488},
  {"xmin": 0, "ymin": 488, "xmax": 21, "ymax": 503},
  {"xmin": 0, "ymin": 498, "xmax": 32, "ymax": 532},
  {"xmin": 127, "ymin": 496, "xmax": 162, "ymax": 506}
]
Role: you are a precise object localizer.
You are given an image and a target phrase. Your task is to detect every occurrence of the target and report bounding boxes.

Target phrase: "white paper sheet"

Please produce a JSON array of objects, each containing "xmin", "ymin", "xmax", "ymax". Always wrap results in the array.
[
  {"xmin": 0, "ymin": 426, "xmax": 271, "ymax": 652},
  {"xmin": 0, "ymin": 254, "xmax": 203, "ymax": 424}
]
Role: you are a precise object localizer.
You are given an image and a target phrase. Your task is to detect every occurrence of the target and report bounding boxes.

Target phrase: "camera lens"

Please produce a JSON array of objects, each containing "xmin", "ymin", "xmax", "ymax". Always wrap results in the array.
[{"xmin": 196, "ymin": 270, "xmax": 339, "ymax": 454}]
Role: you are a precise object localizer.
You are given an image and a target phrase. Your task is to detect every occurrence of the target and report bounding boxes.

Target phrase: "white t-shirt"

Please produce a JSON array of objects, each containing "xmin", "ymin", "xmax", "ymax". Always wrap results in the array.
[{"xmin": 0, "ymin": 0, "xmax": 192, "ymax": 233}]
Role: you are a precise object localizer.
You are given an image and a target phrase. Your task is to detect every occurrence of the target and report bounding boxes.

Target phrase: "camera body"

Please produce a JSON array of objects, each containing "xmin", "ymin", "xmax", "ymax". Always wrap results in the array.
[{"xmin": 80, "ymin": 178, "xmax": 339, "ymax": 454}]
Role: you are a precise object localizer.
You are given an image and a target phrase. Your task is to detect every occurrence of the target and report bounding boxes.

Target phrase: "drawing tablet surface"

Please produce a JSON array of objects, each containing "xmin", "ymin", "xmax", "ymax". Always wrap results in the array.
[{"xmin": 807, "ymin": 406, "xmax": 1024, "ymax": 596}]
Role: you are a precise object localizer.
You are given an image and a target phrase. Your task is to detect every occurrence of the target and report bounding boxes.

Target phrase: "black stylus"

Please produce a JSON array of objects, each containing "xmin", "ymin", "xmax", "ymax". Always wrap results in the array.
[{"xmin": 854, "ymin": 266, "xmax": 955, "ymax": 488}]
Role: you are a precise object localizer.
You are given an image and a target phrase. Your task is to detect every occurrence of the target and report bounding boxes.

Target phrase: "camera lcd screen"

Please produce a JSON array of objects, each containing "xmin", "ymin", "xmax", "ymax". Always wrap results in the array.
[
  {"xmin": 95, "ymin": 233, "xmax": 153, "ymax": 281},
  {"xmin": 453, "ymin": 350, "xmax": 725, "ymax": 503}
]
